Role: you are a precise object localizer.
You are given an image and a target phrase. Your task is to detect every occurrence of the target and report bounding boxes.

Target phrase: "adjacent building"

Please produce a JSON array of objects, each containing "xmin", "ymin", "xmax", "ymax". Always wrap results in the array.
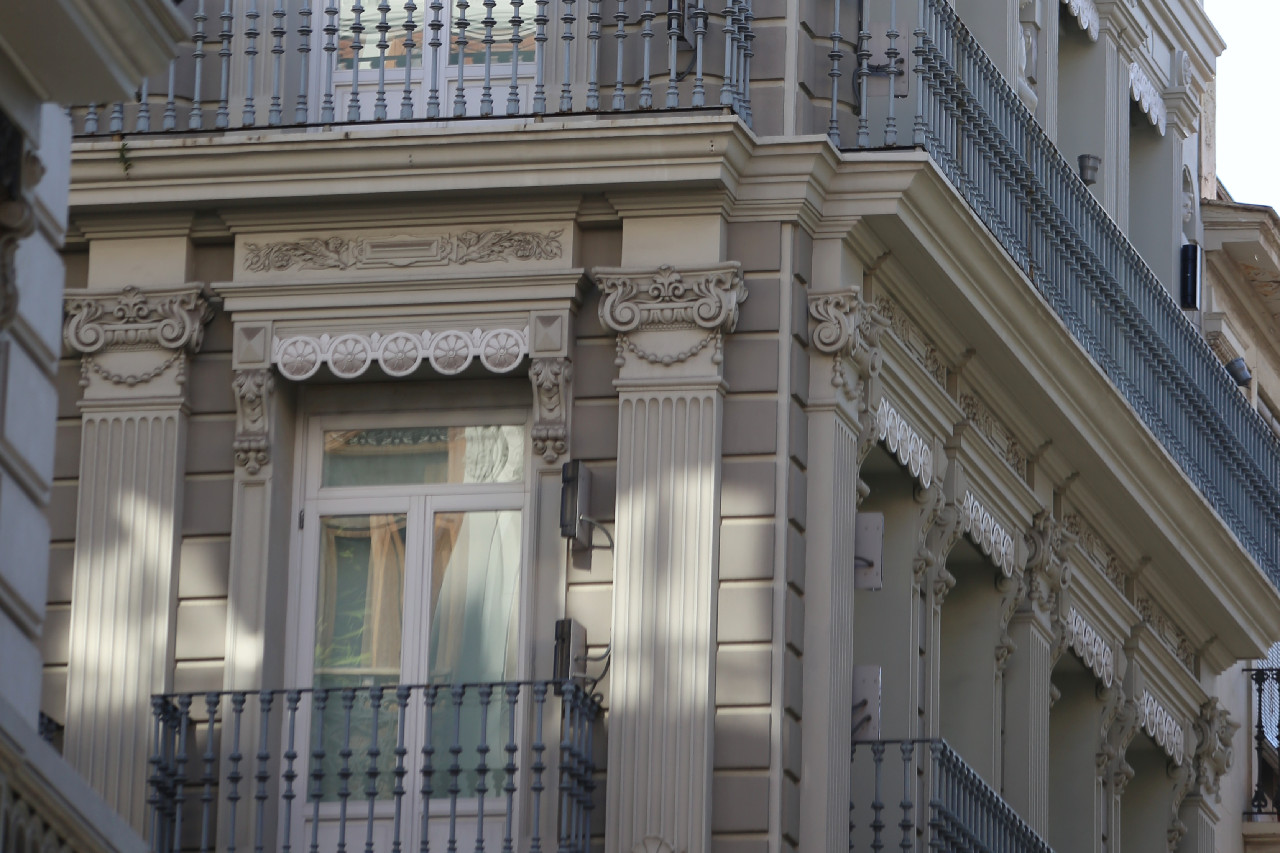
[{"xmin": 27, "ymin": 0, "xmax": 1280, "ymax": 851}]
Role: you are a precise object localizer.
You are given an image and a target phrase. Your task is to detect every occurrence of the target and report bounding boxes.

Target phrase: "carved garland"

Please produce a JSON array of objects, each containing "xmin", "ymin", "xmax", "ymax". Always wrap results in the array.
[
  {"xmin": 1139, "ymin": 690, "xmax": 1186, "ymax": 766},
  {"xmin": 1061, "ymin": 0, "xmax": 1099, "ymax": 41},
  {"xmin": 875, "ymin": 398, "xmax": 934, "ymax": 488},
  {"xmin": 242, "ymin": 229, "xmax": 564, "ymax": 273},
  {"xmin": 63, "ymin": 286, "xmax": 212, "ymax": 386},
  {"xmin": 1130, "ymin": 62, "xmax": 1168, "ymax": 136},
  {"xmin": 271, "ymin": 327, "xmax": 529, "ymax": 380},
  {"xmin": 959, "ymin": 490, "xmax": 1017, "ymax": 577},
  {"xmin": 1064, "ymin": 606, "xmax": 1115, "ymax": 687},
  {"xmin": 595, "ymin": 264, "xmax": 746, "ymax": 367}
]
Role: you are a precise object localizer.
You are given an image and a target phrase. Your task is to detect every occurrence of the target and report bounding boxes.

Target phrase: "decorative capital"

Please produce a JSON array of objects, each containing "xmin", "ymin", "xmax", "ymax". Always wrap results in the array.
[
  {"xmin": 233, "ymin": 369, "xmax": 274, "ymax": 475},
  {"xmin": 530, "ymin": 357, "xmax": 572, "ymax": 464},
  {"xmin": 593, "ymin": 263, "xmax": 746, "ymax": 368},
  {"xmin": 809, "ymin": 290, "xmax": 890, "ymax": 402}
]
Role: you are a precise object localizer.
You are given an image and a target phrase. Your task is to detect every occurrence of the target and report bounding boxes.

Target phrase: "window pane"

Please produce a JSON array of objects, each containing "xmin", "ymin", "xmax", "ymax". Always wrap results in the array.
[
  {"xmin": 322, "ymin": 425, "xmax": 524, "ymax": 487},
  {"xmin": 312, "ymin": 513, "xmax": 406, "ymax": 800},
  {"xmin": 336, "ymin": 3, "xmax": 414, "ymax": 71},
  {"xmin": 445, "ymin": 0, "xmax": 537, "ymax": 66}
]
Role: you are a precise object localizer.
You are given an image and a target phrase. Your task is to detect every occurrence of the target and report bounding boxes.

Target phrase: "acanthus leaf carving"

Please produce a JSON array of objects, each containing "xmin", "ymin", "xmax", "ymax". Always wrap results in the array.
[
  {"xmin": 1063, "ymin": 512, "xmax": 1127, "ymax": 594},
  {"xmin": 1167, "ymin": 756, "xmax": 1196, "ymax": 851},
  {"xmin": 63, "ymin": 286, "xmax": 212, "ymax": 387},
  {"xmin": 594, "ymin": 263, "xmax": 746, "ymax": 368},
  {"xmin": 233, "ymin": 368, "xmax": 274, "ymax": 475},
  {"xmin": 529, "ymin": 357, "xmax": 572, "ymax": 464},
  {"xmin": 1101, "ymin": 691, "xmax": 1141, "ymax": 796},
  {"xmin": 873, "ymin": 295, "xmax": 947, "ymax": 389},
  {"xmin": 913, "ymin": 482, "xmax": 959, "ymax": 602},
  {"xmin": 958, "ymin": 392, "xmax": 1028, "ymax": 481},
  {"xmin": 1191, "ymin": 698, "xmax": 1238, "ymax": 804}
]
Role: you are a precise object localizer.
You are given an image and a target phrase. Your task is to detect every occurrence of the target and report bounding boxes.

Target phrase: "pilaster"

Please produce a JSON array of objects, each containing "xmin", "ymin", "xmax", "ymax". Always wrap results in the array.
[
  {"xmin": 593, "ymin": 262, "xmax": 744, "ymax": 853},
  {"xmin": 61, "ymin": 284, "xmax": 210, "ymax": 832}
]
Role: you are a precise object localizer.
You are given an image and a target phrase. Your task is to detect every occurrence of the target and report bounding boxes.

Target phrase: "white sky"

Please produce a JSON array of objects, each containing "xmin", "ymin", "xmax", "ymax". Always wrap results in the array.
[{"xmin": 1203, "ymin": 0, "xmax": 1280, "ymax": 210}]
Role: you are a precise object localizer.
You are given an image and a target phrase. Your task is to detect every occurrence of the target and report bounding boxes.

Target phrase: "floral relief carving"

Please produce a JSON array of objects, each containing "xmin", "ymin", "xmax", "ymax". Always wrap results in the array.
[
  {"xmin": 1063, "ymin": 513, "xmax": 1127, "ymax": 593},
  {"xmin": 1135, "ymin": 593, "xmax": 1197, "ymax": 672},
  {"xmin": 529, "ymin": 357, "xmax": 572, "ymax": 464},
  {"xmin": 875, "ymin": 398, "xmax": 934, "ymax": 488},
  {"xmin": 1192, "ymin": 698, "xmax": 1238, "ymax": 804},
  {"xmin": 594, "ymin": 263, "xmax": 746, "ymax": 367},
  {"xmin": 959, "ymin": 392, "xmax": 1028, "ymax": 481},
  {"xmin": 242, "ymin": 229, "xmax": 563, "ymax": 273},
  {"xmin": 272, "ymin": 327, "xmax": 529, "ymax": 381},
  {"xmin": 873, "ymin": 296, "xmax": 947, "ymax": 388},
  {"xmin": 233, "ymin": 369, "xmax": 273, "ymax": 475},
  {"xmin": 809, "ymin": 290, "xmax": 890, "ymax": 402},
  {"xmin": 63, "ymin": 286, "xmax": 212, "ymax": 387},
  {"xmin": 959, "ymin": 490, "xmax": 1017, "ymax": 577}
]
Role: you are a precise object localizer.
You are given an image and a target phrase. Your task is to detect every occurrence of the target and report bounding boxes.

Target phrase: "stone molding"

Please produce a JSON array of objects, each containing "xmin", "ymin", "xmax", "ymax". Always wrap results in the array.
[
  {"xmin": 595, "ymin": 263, "xmax": 745, "ymax": 367},
  {"xmin": 1064, "ymin": 606, "xmax": 1116, "ymax": 687},
  {"xmin": 875, "ymin": 398, "xmax": 934, "ymax": 488},
  {"xmin": 1061, "ymin": 0, "xmax": 1100, "ymax": 40},
  {"xmin": 958, "ymin": 392, "xmax": 1028, "ymax": 482},
  {"xmin": 1130, "ymin": 62, "xmax": 1168, "ymax": 135},
  {"xmin": 959, "ymin": 490, "xmax": 1017, "ymax": 577},
  {"xmin": 808, "ymin": 290, "xmax": 889, "ymax": 402},
  {"xmin": 1135, "ymin": 592, "xmax": 1197, "ymax": 673},
  {"xmin": 233, "ymin": 368, "xmax": 274, "ymax": 475},
  {"xmin": 271, "ymin": 327, "xmax": 529, "ymax": 380},
  {"xmin": 63, "ymin": 286, "xmax": 212, "ymax": 388},
  {"xmin": 529, "ymin": 356, "xmax": 571, "ymax": 464},
  {"xmin": 0, "ymin": 115, "xmax": 41, "ymax": 333},
  {"xmin": 1139, "ymin": 689, "xmax": 1186, "ymax": 766},
  {"xmin": 1063, "ymin": 512, "xmax": 1127, "ymax": 593},
  {"xmin": 873, "ymin": 295, "xmax": 947, "ymax": 389},
  {"xmin": 242, "ymin": 228, "xmax": 563, "ymax": 273}
]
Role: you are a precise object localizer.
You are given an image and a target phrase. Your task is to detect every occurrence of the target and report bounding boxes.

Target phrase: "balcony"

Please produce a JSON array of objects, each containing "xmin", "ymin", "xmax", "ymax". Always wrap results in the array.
[
  {"xmin": 146, "ymin": 680, "xmax": 601, "ymax": 853},
  {"xmin": 850, "ymin": 738, "xmax": 1052, "ymax": 852}
]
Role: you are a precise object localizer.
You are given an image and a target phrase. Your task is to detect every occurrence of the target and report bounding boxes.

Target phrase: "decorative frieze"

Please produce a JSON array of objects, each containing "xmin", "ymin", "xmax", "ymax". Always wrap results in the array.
[
  {"xmin": 959, "ymin": 490, "xmax": 1017, "ymax": 577},
  {"xmin": 595, "ymin": 264, "xmax": 746, "ymax": 368},
  {"xmin": 1129, "ymin": 62, "xmax": 1168, "ymax": 136},
  {"xmin": 233, "ymin": 369, "xmax": 273, "ymax": 475},
  {"xmin": 1135, "ymin": 593, "xmax": 1197, "ymax": 673},
  {"xmin": 1062, "ymin": 513, "xmax": 1127, "ymax": 593},
  {"xmin": 808, "ymin": 290, "xmax": 889, "ymax": 399},
  {"xmin": 875, "ymin": 398, "xmax": 934, "ymax": 488},
  {"xmin": 872, "ymin": 296, "xmax": 947, "ymax": 389},
  {"xmin": 959, "ymin": 392, "xmax": 1028, "ymax": 481},
  {"xmin": 242, "ymin": 228, "xmax": 564, "ymax": 273},
  {"xmin": 529, "ymin": 357, "xmax": 572, "ymax": 464},
  {"xmin": 1064, "ymin": 607, "xmax": 1115, "ymax": 687},
  {"xmin": 1061, "ymin": 0, "xmax": 1099, "ymax": 41},
  {"xmin": 271, "ymin": 327, "xmax": 528, "ymax": 380},
  {"xmin": 1139, "ymin": 690, "xmax": 1186, "ymax": 765}
]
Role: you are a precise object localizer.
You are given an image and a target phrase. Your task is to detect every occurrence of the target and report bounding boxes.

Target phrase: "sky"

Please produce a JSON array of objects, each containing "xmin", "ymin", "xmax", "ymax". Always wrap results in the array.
[{"xmin": 1203, "ymin": 0, "xmax": 1280, "ymax": 211}]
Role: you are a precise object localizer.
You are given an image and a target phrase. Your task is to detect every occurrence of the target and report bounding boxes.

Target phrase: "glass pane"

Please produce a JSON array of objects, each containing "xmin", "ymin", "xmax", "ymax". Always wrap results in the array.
[
  {"xmin": 426, "ymin": 510, "xmax": 521, "ymax": 797},
  {"xmin": 445, "ymin": 0, "xmax": 537, "ymax": 66},
  {"xmin": 336, "ymin": 3, "xmax": 414, "ymax": 71},
  {"xmin": 312, "ymin": 513, "xmax": 407, "ymax": 800},
  {"xmin": 322, "ymin": 425, "xmax": 524, "ymax": 488}
]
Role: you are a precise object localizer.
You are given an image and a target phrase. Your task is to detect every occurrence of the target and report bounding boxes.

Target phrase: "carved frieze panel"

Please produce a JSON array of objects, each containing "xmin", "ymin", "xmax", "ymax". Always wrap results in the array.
[
  {"xmin": 959, "ymin": 392, "xmax": 1028, "ymax": 481},
  {"xmin": 63, "ymin": 286, "xmax": 213, "ymax": 388},
  {"xmin": 241, "ymin": 228, "xmax": 564, "ymax": 274},
  {"xmin": 272, "ymin": 327, "xmax": 528, "ymax": 380},
  {"xmin": 959, "ymin": 490, "xmax": 1017, "ymax": 577},
  {"xmin": 1064, "ymin": 606, "xmax": 1115, "ymax": 687},
  {"xmin": 1063, "ymin": 512, "xmax": 1127, "ymax": 594},
  {"xmin": 875, "ymin": 398, "xmax": 934, "ymax": 488},
  {"xmin": 1138, "ymin": 690, "xmax": 1186, "ymax": 765},
  {"xmin": 872, "ymin": 295, "xmax": 947, "ymax": 389},
  {"xmin": 1135, "ymin": 592, "xmax": 1196, "ymax": 673}
]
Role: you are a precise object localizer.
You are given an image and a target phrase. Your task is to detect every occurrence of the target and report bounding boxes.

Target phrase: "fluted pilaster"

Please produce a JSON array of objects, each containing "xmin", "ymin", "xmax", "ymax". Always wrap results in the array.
[{"xmin": 594, "ymin": 263, "xmax": 743, "ymax": 853}]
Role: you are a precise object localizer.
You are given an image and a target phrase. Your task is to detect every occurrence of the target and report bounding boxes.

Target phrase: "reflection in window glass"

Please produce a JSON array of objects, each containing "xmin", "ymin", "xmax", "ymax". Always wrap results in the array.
[
  {"xmin": 322, "ymin": 425, "xmax": 524, "ymax": 487},
  {"xmin": 332, "ymin": 0, "xmax": 535, "ymax": 69}
]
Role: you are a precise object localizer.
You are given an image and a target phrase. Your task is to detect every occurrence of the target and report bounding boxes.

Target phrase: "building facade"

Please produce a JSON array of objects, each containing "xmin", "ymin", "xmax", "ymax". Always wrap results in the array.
[{"xmin": 33, "ymin": 0, "xmax": 1280, "ymax": 851}]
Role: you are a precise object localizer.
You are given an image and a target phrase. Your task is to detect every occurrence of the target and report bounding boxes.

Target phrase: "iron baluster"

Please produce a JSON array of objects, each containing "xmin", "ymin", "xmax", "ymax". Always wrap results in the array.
[
  {"xmin": 447, "ymin": 685, "xmax": 464, "ymax": 853},
  {"xmin": 663, "ymin": 0, "xmax": 679, "ymax": 108},
  {"xmin": 480, "ymin": 0, "xmax": 497, "ymax": 115},
  {"xmin": 529, "ymin": 684, "xmax": 547, "ymax": 853},
  {"xmin": 282, "ymin": 691, "xmax": 301, "ymax": 853},
  {"xmin": 309, "ymin": 690, "xmax": 328, "ymax": 853},
  {"xmin": 349, "ymin": 2, "xmax": 367, "ymax": 121},
  {"xmin": 392, "ymin": 686, "xmax": 411, "ymax": 853},
  {"xmin": 172, "ymin": 695, "xmax": 193, "ymax": 853},
  {"xmin": 321, "ymin": 3, "xmax": 339, "ymax": 123},
  {"xmin": 189, "ymin": 0, "xmax": 207, "ymax": 128},
  {"xmin": 826, "ymin": 0, "xmax": 842, "ymax": 146},
  {"xmin": 869, "ymin": 740, "xmax": 884, "ymax": 852},
  {"xmin": 427, "ymin": 0, "xmax": 445, "ymax": 117},
  {"xmin": 136, "ymin": 78, "xmax": 152, "ymax": 132},
  {"xmin": 84, "ymin": 104, "xmax": 99, "ymax": 134},
  {"xmin": 200, "ymin": 694, "xmax": 220, "ymax": 853},
  {"xmin": 337, "ymin": 688, "xmax": 356, "ymax": 853},
  {"xmin": 365, "ymin": 686, "xmax": 384, "ymax": 853},
  {"xmin": 420, "ymin": 685, "xmax": 438, "ymax": 853},
  {"xmin": 558, "ymin": 0, "xmax": 576, "ymax": 111},
  {"xmin": 501, "ymin": 685, "xmax": 519, "ymax": 853},
  {"xmin": 638, "ymin": 0, "xmax": 654, "ymax": 108},
  {"xmin": 226, "ymin": 693, "xmax": 247, "ymax": 853},
  {"xmin": 375, "ymin": 0, "xmax": 392, "ymax": 120},
  {"xmin": 586, "ymin": 0, "xmax": 602, "ymax": 110},
  {"xmin": 717, "ymin": 0, "xmax": 734, "ymax": 106},
  {"xmin": 244, "ymin": 0, "xmax": 260, "ymax": 125},
  {"xmin": 474, "ymin": 686, "xmax": 492, "ymax": 852},
  {"xmin": 532, "ymin": 0, "xmax": 549, "ymax": 112},
  {"xmin": 690, "ymin": 0, "xmax": 705, "ymax": 106},
  {"xmin": 296, "ymin": 4, "xmax": 313, "ymax": 123},
  {"xmin": 253, "ymin": 692, "xmax": 274, "ymax": 853},
  {"xmin": 506, "ymin": 0, "xmax": 524, "ymax": 114},
  {"xmin": 612, "ymin": 0, "xmax": 627, "ymax": 110},
  {"xmin": 402, "ymin": 1, "xmax": 419, "ymax": 119},
  {"xmin": 216, "ymin": 0, "xmax": 233, "ymax": 128},
  {"xmin": 269, "ymin": 0, "xmax": 286, "ymax": 124},
  {"xmin": 452, "ymin": 0, "xmax": 471, "ymax": 116}
]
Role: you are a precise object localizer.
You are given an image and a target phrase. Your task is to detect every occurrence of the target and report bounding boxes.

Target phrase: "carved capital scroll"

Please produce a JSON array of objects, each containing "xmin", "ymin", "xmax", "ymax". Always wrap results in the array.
[
  {"xmin": 808, "ymin": 289, "xmax": 890, "ymax": 405},
  {"xmin": 529, "ymin": 356, "xmax": 572, "ymax": 464},
  {"xmin": 233, "ymin": 368, "xmax": 274, "ymax": 475}
]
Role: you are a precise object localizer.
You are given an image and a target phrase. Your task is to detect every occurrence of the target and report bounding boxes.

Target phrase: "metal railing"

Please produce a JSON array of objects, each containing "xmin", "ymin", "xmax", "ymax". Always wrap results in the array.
[
  {"xmin": 147, "ymin": 680, "xmax": 600, "ymax": 853},
  {"xmin": 73, "ymin": 0, "xmax": 752, "ymax": 136},
  {"xmin": 824, "ymin": 0, "xmax": 1280, "ymax": 584},
  {"xmin": 850, "ymin": 738, "xmax": 1053, "ymax": 852},
  {"xmin": 1248, "ymin": 668, "xmax": 1280, "ymax": 817}
]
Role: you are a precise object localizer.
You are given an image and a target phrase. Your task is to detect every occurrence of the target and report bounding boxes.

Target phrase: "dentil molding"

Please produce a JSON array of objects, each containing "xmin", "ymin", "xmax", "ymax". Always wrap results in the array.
[
  {"xmin": 594, "ymin": 263, "xmax": 746, "ymax": 367},
  {"xmin": 242, "ymin": 228, "xmax": 564, "ymax": 273},
  {"xmin": 63, "ymin": 286, "xmax": 212, "ymax": 387},
  {"xmin": 272, "ymin": 327, "xmax": 529, "ymax": 380}
]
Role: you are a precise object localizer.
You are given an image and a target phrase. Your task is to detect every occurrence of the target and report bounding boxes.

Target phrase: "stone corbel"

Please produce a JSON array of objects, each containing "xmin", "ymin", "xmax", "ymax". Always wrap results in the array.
[
  {"xmin": 1100, "ymin": 689, "xmax": 1141, "ymax": 797},
  {"xmin": 1022, "ymin": 510, "xmax": 1076, "ymax": 660},
  {"xmin": 63, "ymin": 285, "xmax": 213, "ymax": 392},
  {"xmin": 529, "ymin": 356, "xmax": 572, "ymax": 464},
  {"xmin": 1191, "ymin": 698, "xmax": 1238, "ymax": 805},
  {"xmin": 808, "ymin": 289, "xmax": 890, "ymax": 412},
  {"xmin": 233, "ymin": 368, "xmax": 274, "ymax": 475},
  {"xmin": 1167, "ymin": 754, "xmax": 1196, "ymax": 852},
  {"xmin": 912, "ymin": 481, "xmax": 961, "ymax": 603},
  {"xmin": 594, "ymin": 263, "xmax": 746, "ymax": 370},
  {"xmin": 0, "ymin": 116, "xmax": 42, "ymax": 333}
]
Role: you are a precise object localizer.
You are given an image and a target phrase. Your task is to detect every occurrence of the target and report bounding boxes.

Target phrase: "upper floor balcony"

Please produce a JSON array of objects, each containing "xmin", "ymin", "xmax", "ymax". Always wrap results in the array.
[{"xmin": 69, "ymin": 0, "xmax": 1280, "ymax": 592}]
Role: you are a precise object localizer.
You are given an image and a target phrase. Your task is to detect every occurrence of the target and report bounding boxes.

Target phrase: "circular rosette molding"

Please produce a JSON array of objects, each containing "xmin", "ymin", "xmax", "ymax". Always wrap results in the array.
[
  {"xmin": 377, "ymin": 331, "xmax": 425, "ymax": 377},
  {"xmin": 327, "ymin": 334, "xmax": 374, "ymax": 378},
  {"xmin": 479, "ymin": 328, "xmax": 526, "ymax": 373},
  {"xmin": 277, "ymin": 337, "xmax": 323, "ymax": 380},
  {"xmin": 428, "ymin": 330, "xmax": 478, "ymax": 375}
]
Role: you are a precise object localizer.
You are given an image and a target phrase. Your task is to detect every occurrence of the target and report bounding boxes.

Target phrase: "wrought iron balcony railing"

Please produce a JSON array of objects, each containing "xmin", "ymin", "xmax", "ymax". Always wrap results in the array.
[
  {"xmin": 148, "ymin": 680, "xmax": 600, "ymax": 853},
  {"xmin": 1248, "ymin": 668, "xmax": 1280, "ymax": 818},
  {"xmin": 822, "ymin": 0, "xmax": 1280, "ymax": 584},
  {"xmin": 73, "ymin": 0, "xmax": 752, "ymax": 136},
  {"xmin": 850, "ymin": 738, "xmax": 1053, "ymax": 852}
]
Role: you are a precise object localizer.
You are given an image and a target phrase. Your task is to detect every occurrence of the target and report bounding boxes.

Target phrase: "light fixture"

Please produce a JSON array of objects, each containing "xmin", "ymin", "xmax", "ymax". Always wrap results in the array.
[
  {"xmin": 1226, "ymin": 357, "xmax": 1252, "ymax": 387},
  {"xmin": 1077, "ymin": 154, "xmax": 1101, "ymax": 187}
]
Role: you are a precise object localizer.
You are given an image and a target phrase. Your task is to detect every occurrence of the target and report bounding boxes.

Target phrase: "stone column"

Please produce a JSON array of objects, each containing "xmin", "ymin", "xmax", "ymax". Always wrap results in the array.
[
  {"xmin": 61, "ymin": 285, "xmax": 210, "ymax": 831},
  {"xmin": 593, "ymin": 263, "xmax": 745, "ymax": 853}
]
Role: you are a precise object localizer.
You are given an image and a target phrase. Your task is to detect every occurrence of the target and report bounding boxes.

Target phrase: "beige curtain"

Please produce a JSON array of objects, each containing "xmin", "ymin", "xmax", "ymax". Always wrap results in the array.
[{"xmin": 316, "ymin": 514, "xmax": 406, "ymax": 673}]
